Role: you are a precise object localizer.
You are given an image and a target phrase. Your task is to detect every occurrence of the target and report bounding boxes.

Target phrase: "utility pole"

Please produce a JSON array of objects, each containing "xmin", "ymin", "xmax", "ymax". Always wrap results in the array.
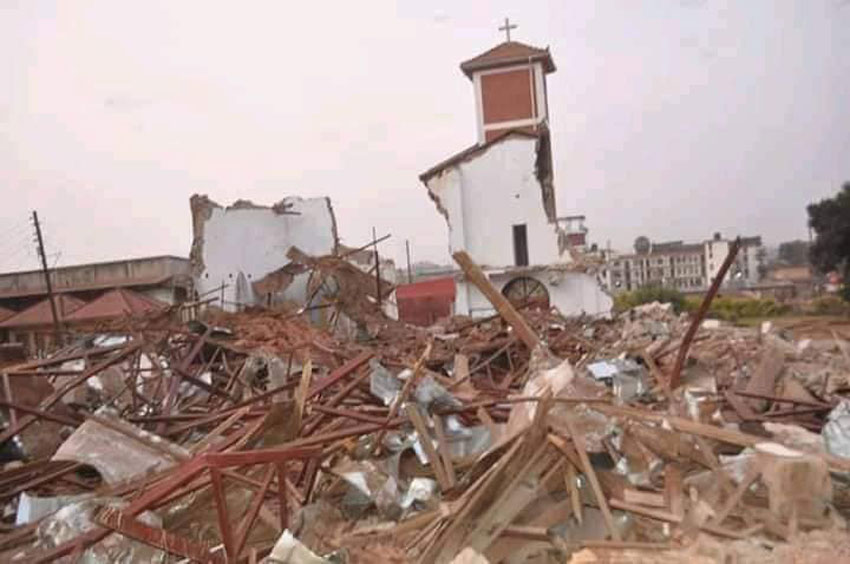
[
  {"xmin": 372, "ymin": 227, "xmax": 382, "ymax": 307},
  {"xmin": 405, "ymin": 240, "xmax": 413, "ymax": 284},
  {"xmin": 32, "ymin": 211, "xmax": 63, "ymax": 346}
]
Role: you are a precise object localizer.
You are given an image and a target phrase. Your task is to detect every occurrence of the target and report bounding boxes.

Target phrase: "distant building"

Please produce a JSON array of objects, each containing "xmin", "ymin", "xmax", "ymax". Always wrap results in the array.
[
  {"xmin": 0, "ymin": 255, "xmax": 190, "ymax": 312},
  {"xmin": 763, "ymin": 264, "xmax": 816, "ymax": 298},
  {"xmin": 0, "ymin": 288, "xmax": 167, "ymax": 355},
  {"xmin": 608, "ymin": 241, "xmax": 706, "ymax": 293},
  {"xmin": 705, "ymin": 234, "xmax": 763, "ymax": 288},
  {"xmin": 606, "ymin": 233, "xmax": 764, "ymax": 293},
  {"xmin": 0, "ymin": 255, "xmax": 188, "ymax": 355},
  {"xmin": 338, "ymin": 244, "xmax": 399, "ymax": 320},
  {"xmin": 397, "ymin": 277, "xmax": 456, "ymax": 326}
]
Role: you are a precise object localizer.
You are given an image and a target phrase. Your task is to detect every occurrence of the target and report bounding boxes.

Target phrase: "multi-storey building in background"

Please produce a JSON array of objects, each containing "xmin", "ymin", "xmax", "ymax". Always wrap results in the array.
[{"xmin": 606, "ymin": 233, "xmax": 763, "ymax": 293}]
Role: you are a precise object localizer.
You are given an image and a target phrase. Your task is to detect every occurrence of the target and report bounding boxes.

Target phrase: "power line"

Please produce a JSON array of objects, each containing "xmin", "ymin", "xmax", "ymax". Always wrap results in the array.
[
  {"xmin": 0, "ymin": 231, "xmax": 37, "ymax": 264},
  {"xmin": 0, "ymin": 218, "xmax": 32, "ymax": 242},
  {"xmin": 0, "ymin": 245, "xmax": 37, "ymax": 272},
  {"xmin": 0, "ymin": 225, "xmax": 36, "ymax": 257}
]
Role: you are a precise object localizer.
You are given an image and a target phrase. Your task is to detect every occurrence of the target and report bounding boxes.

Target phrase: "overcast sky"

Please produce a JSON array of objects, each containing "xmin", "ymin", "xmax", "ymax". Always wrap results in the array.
[{"xmin": 1, "ymin": 0, "xmax": 849, "ymax": 272}]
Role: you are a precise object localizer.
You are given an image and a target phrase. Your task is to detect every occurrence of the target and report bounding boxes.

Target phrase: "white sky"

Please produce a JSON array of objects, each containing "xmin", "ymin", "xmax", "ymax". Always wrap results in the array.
[{"xmin": 1, "ymin": 0, "xmax": 849, "ymax": 272}]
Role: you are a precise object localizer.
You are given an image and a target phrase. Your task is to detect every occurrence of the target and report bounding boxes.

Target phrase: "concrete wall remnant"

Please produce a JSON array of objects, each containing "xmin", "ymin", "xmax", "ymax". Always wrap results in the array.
[{"xmin": 190, "ymin": 194, "xmax": 338, "ymax": 311}]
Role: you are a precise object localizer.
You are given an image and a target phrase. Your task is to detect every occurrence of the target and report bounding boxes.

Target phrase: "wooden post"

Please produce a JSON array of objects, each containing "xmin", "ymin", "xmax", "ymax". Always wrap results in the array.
[
  {"xmin": 32, "ymin": 211, "xmax": 62, "ymax": 347},
  {"xmin": 669, "ymin": 237, "xmax": 741, "ymax": 389},
  {"xmin": 452, "ymin": 251, "xmax": 541, "ymax": 350},
  {"xmin": 373, "ymin": 227, "xmax": 382, "ymax": 307},
  {"xmin": 406, "ymin": 239, "xmax": 413, "ymax": 284}
]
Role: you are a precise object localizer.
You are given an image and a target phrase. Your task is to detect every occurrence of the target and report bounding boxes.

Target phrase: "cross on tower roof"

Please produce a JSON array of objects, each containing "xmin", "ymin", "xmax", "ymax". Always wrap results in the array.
[{"xmin": 498, "ymin": 17, "xmax": 517, "ymax": 42}]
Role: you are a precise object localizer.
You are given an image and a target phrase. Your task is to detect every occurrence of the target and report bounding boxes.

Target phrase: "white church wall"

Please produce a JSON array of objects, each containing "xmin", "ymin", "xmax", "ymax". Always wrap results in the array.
[
  {"xmin": 455, "ymin": 269, "xmax": 612, "ymax": 319},
  {"xmin": 190, "ymin": 196, "xmax": 337, "ymax": 311},
  {"xmin": 425, "ymin": 137, "xmax": 565, "ymax": 268}
]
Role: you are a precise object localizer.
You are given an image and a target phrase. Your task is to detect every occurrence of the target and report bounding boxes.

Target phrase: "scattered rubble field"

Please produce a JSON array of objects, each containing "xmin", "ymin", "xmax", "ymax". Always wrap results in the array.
[{"xmin": 0, "ymin": 252, "xmax": 849, "ymax": 563}]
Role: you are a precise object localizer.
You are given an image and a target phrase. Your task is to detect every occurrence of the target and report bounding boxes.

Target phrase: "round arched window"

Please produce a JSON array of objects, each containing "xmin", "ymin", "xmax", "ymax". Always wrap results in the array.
[{"xmin": 501, "ymin": 277, "xmax": 550, "ymax": 310}]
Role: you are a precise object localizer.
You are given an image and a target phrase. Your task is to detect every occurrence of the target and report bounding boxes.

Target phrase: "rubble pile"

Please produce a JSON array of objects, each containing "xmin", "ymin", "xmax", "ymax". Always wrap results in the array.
[{"xmin": 1, "ymin": 254, "xmax": 850, "ymax": 563}]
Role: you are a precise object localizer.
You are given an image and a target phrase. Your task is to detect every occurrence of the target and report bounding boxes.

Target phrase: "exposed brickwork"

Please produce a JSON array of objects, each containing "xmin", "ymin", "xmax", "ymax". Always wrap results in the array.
[{"xmin": 481, "ymin": 68, "xmax": 534, "ymax": 124}]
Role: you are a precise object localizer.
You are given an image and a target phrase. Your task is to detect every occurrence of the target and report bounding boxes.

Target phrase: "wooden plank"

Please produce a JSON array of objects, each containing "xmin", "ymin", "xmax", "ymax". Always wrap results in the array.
[
  {"xmin": 565, "ymin": 419, "xmax": 621, "ymax": 541},
  {"xmin": 566, "ymin": 461, "xmax": 583, "ymax": 525},
  {"xmin": 710, "ymin": 462, "xmax": 762, "ymax": 526},
  {"xmin": 579, "ymin": 540, "xmax": 673, "ymax": 550},
  {"xmin": 293, "ymin": 357, "xmax": 312, "ymax": 433},
  {"xmin": 432, "ymin": 415, "xmax": 457, "ymax": 488},
  {"xmin": 1, "ymin": 372, "xmax": 16, "ymax": 427},
  {"xmin": 406, "ymin": 404, "xmax": 452, "ymax": 491},
  {"xmin": 743, "ymin": 346, "xmax": 785, "ymax": 412},
  {"xmin": 370, "ymin": 342, "xmax": 432, "ymax": 456},
  {"xmin": 623, "ymin": 488, "xmax": 666, "ymax": 508},
  {"xmin": 591, "ymin": 402, "xmax": 850, "ymax": 473},
  {"xmin": 609, "ymin": 498, "xmax": 682, "ymax": 523},
  {"xmin": 610, "ymin": 499, "xmax": 750, "ymax": 540},
  {"xmin": 725, "ymin": 390, "xmax": 758, "ymax": 421},
  {"xmin": 664, "ymin": 464, "xmax": 684, "ymax": 518},
  {"xmin": 477, "ymin": 407, "xmax": 498, "ymax": 441},
  {"xmin": 500, "ymin": 525, "xmax": 551, "ymax": 542},
  {"xmin": 693, "ymin": 436, "xmax": 736, "ymax": 494},
  {"xmin": 452, "ymin": 440, "xmax": 554, "ymax": 557},
  {"xmin": 416, "ymin": 436, "xmax": 524, "ymax": 563},
  {"xmin": 452, "ymin": 250, "xmax": 541, "ymax": 350}
]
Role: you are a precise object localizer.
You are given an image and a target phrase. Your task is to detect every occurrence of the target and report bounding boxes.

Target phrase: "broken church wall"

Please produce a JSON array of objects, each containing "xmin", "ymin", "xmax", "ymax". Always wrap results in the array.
[
  {"xmin": 425, "ymin": 137, "xmax": 565, "ymax": 268},
  {"xmin": 190, "ymin": 195, "xmax": 338, "ymax": 311},
  {"xmin": 424, "ymin": 136, "xmax": 612, "ymax": 318},
  {"xmin": 456, "ymin": 269, "xmax": 613, "ymax": 318}
]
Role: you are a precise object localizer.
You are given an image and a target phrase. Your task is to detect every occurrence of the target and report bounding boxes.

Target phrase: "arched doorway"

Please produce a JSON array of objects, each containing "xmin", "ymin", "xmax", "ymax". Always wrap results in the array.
[{"xmin": 501, "ymin": 276, "xmax": 550, "ymax": 310}]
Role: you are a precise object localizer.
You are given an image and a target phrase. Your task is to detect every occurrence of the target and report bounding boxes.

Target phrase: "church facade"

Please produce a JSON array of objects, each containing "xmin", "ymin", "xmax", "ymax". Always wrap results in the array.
[{"xmin": 420, "ymin": 35, "xmax": 612, "ymax": 318}]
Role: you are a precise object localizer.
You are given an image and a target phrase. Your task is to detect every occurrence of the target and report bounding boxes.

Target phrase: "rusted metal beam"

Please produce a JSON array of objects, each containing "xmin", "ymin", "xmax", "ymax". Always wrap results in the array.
[
  {"xmin": 310, "ymin": 404, "xmax": 388, "ymax": 424},
  {"xmin": 29, "ymin": 455, "xmax": 208, "ymax": 563},
  {"xmin": 209, "ymin": 467, "xmax": 235, "ymax": 559},
  {"xmin": 0, "ymin": 458, "xmax": 56, "ymax": 489},
  {"xmin": 234, "ymin": 465, "xmax": 276, "ymax": 558},
  {"xmin": 95, "ymin": 506, "xmax": 224, "ymax": 563},
  {"xmin": 306, "ymin": 351, "xmax": 372, "ymax": 400},
  {"xmin": 301, "ymin": 368, "xmax": 371, "ymax": 436},
  {"xmin": 669, "ymin": 238, "xmax": 741, "ymax": 389},
  {"xmin": 0, "ymin": 462, "xmax": 81, "ymax": 500},
  {"xmin": 5, "ymin": 342, "xmax": 128, "ymax": 373},
  {"xmin": 0, "ymin": 399, "xmax": 82, "ymax": 428},
  {"xmin": 202, "ymin": 445, "xmax": 321, "ymax": 469},
  {"xmin": 0, "ymin": 342, "xmax": 141, "ymax": 447},
  {"xmin": 276, "ymin": 462, "xmax": 289, "ymax": 532},
  {"xmin": 163, "ymin": 380, "xmax": 299, "ymax": 437}
]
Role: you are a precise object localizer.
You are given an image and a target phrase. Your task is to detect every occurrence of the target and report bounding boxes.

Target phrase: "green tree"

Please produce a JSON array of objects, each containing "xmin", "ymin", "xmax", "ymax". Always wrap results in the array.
[
  {"xmin": 777, "ymin": 240, "xmax": 810, "ymax": 266},
  {"xmin": 808, "ymin": 183, "xmax": 850, "ymax": 298}
]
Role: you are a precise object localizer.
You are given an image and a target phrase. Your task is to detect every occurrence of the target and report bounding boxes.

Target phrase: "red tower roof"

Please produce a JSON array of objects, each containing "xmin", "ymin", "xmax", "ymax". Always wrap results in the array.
[{"xmin": 460, "ymin": 41, "xmax": 555, "ymax": 78}]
